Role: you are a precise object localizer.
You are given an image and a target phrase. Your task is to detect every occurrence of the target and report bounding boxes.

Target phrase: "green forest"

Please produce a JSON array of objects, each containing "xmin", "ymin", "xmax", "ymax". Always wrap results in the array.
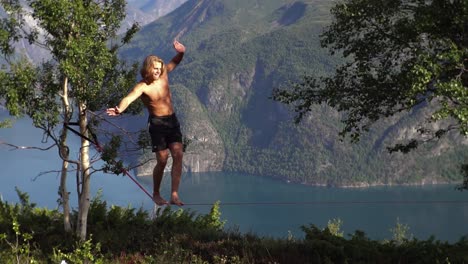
[{"xmin": 118, "ymin": 0, "xmax": 468, "ymax": 187}]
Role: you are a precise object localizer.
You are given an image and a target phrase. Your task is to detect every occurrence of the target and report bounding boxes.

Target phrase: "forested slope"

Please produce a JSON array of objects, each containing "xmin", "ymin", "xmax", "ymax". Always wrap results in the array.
[{"xmin": 118, "ymin": 0, "xmax": 468, "ymax": 186}]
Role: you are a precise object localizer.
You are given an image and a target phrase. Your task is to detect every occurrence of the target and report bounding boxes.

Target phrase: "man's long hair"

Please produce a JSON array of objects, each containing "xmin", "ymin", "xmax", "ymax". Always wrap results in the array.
[{"xmin": 140, "ymin": 55, "xmax": 165, "ymax": 79}]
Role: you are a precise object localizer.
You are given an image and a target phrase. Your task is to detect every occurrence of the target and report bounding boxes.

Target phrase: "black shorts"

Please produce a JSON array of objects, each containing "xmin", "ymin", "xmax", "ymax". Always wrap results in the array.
[{"xmin": 148, "ymin": 114, "xmax": 183, "ymax": 152}]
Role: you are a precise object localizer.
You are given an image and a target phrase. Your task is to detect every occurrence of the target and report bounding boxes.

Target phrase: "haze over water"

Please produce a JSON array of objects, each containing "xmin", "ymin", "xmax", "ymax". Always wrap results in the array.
[{"xmin": 1, "ymin": 116, "xmax": 468, "ymax": 242}]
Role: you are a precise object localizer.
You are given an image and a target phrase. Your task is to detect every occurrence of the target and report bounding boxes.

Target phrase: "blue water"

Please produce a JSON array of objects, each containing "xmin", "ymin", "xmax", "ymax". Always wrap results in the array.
[
  {"xmin": 153, "ymin": 172, "xmax": 468, "ymax": 242},
  {"xmin": 1, "ymin": 117, "xmax": 468, "ymax": 242}
]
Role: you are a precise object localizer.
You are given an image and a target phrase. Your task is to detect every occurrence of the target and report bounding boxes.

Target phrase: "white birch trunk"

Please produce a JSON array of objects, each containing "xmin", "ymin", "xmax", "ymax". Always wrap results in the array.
[
  {"xmin": 59, "ymin": 77, "xmax": 72, "ymax": 232},
  {"xmin": 77, "ymin": 103, "xmax": 92, "ymax": 240}
]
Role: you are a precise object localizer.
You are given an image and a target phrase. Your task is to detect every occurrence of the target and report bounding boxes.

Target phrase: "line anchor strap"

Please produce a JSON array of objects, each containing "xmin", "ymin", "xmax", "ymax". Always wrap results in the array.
[
  {"xmin": 64, "ymin": 121, "xmax": 152, "ymax": 201},
  {"xmin": 64, "ymin": 122, "xmax": 103, "ymax": 152}
]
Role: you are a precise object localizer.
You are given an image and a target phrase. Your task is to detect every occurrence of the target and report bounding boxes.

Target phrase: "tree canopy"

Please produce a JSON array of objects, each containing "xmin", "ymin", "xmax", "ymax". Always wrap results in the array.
[
  {"xmin": 274, "ymin": 0, "xmax": 467, "ymax": 143},
  {"xmin": 273, "ymin": 0, "xmax": 467, "ymax": 184},
  {"xmin": 0, "ymin": 0, "xmax": 139, "ymax": 239}
]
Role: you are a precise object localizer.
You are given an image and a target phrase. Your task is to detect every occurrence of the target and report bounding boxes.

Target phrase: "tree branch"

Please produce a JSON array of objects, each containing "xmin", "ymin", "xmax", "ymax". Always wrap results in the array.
[{"xmin": 0, "ymin": 140, "xmax": 55, "ymax": 151}]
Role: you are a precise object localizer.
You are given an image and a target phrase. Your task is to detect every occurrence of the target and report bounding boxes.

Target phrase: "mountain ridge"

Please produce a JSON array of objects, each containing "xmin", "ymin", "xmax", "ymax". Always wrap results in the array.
[
  {"xmin": 2, "ymin": 0, "xmax": 466, "ymax": 187},
  {"xmin": 119, "ymin": 0, "xmax": 468, "ymax": 186}
]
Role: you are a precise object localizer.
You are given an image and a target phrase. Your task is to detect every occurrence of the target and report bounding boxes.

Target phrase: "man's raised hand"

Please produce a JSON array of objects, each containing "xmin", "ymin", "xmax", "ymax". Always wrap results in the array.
[{"xmin": 173, "ymin": 40, "xmax": 185, "ymax": 53}]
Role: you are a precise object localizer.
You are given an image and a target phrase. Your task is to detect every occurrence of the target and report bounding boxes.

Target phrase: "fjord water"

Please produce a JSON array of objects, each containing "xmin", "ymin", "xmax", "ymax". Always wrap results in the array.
[
  {"xmin": 1, "ymin": 117, "xmax": 468, "ymax": 242},
  {"xmin": 145, "ymin": 172, "xmax": 468, "ymax": 242}
]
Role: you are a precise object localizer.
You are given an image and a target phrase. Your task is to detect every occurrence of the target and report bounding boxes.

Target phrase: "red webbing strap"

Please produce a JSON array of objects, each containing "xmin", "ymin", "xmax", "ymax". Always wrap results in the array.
[
  {"xmin": 121, "ymin": 168, "xmax": 154, "ymax": 201},
  {"xmin": 65, "ymin": 120, "xmax": 153, "ymax": 202}
]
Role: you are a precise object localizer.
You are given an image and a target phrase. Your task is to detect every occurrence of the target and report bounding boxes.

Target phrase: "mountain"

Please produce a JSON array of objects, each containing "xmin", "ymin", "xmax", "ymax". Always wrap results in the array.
[
  {"xmin": 122, "ymin": 0, "xmax": 188, "ymax": 33},
  {"xmin": 4, "ymin": 0, "xmax": 466, "ymax": 186},
  {"xmin": 118, "ymin": 0, "xmax": 468, "ymax": 186},
  {"xmin": 138, "ymin": 0, "xmax": 188, "ymax": 17},
  {"xmin": 0, "ymin": 0, "xmax": 188, "ymax": 63}
]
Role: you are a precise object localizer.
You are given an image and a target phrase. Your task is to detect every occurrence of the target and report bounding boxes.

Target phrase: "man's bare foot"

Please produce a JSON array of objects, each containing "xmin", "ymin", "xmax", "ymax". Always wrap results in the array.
[
  {"xmin": 170, "ymin": 193, "xmax": 184, "ymax": 206},
  {"xmin": 153, "ymin": 194, "xmax": 168, "ymax": 205},
  {"xmin": 169, "ymin": 198, "xmax": 184, "ymax": 206}
]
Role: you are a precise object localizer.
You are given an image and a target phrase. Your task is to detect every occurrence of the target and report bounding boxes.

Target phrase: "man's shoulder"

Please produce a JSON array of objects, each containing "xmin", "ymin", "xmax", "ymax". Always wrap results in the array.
[{"xmin": 134, "ymin": 81, "xmax": 150, "ymax": 90}]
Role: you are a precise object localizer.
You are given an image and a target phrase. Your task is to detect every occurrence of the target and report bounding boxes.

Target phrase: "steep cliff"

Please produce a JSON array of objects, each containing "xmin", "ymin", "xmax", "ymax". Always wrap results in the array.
[{"xmin": 120, "ymin": 0, "xmax": 468, "ymax": 185}]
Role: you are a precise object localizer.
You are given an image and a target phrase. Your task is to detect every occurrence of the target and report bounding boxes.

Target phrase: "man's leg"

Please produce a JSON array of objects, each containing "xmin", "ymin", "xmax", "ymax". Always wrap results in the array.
[
  {"xmin": 168, "ymin": 142, "xmax": 184, "ymax": 206},
  {"xmin": 153, "ymin": 149, "xmax": 169, "ymax": 205}
]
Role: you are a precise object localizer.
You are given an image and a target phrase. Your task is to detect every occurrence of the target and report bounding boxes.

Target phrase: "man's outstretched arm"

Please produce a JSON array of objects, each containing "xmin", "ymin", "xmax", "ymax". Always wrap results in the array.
[
  {"xmin": 106, "ymin": 84, "xmax": 144, "ymax": 116},
  {"xmin": 166, "ymin": 40, "xmax": 185, "ymax": 73}
]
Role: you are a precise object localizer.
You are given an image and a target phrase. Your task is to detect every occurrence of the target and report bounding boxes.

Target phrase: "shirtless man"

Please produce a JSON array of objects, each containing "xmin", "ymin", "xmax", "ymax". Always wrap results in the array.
[{"xmin": 106, "ymin": 40, "xmax": 186, "ymax": 206}]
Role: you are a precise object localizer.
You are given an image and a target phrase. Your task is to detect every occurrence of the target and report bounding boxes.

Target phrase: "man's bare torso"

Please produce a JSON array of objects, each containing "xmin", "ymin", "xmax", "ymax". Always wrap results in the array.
[{"xmin": 140, "ymin": 75, "xmax": 174, "ymax": 117}]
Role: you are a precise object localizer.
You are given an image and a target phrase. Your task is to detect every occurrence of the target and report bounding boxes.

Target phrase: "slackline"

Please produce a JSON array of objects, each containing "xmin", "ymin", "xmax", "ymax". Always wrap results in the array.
[{"xmin": 181, "ymin": 200, "xmax": 468, "ymax": 206}]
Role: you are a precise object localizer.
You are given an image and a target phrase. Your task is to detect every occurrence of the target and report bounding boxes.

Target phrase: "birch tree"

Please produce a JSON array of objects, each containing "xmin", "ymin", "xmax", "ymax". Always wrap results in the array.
[{"xmin": 0, "ymin": 0, "xmax": 139, "ymax": 240}]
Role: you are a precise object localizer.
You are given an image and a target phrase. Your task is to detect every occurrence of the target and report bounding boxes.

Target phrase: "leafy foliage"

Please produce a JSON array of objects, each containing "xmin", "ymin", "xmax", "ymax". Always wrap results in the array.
[
  {"xmin": 101, "ymin": 135, "xmax": 125, "ymax": 175},
  {"xmin": 390, "ymin": 217, "xmax": 412, "ymax": 245},
  {"xmin": 274, "ymin": 0, "xmax": 467, "ymax": 143},
  {"xmin": 52, "ymin": 237, "xmax": 105, "ymax": 264},
  {"xmin": 1, "ymin": 191, "xmax": 468, "ymax": 263},
  {"xmin": 271, "ymin": 0, "xmax": 468, "ymax": 186},
  {"xmin": 0, "ymin": 217, "xmax": 39, "ymax": 263},
  {"xmin": 0, "ymin": 0, "xmax": 141, "ymax": 239}
]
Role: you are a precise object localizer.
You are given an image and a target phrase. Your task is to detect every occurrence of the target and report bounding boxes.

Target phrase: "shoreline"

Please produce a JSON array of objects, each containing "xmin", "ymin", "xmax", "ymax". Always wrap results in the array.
[
  {"xmin": 297, "ymin": 180, "xmax": 460, "ymax": 189},
  {"xmin": 282, "ymin": 177, "xmax": 461, "ymax": 189},
  {"xmin": 138, "ymin": 170, "xmax": 463, "ymax": 189}
]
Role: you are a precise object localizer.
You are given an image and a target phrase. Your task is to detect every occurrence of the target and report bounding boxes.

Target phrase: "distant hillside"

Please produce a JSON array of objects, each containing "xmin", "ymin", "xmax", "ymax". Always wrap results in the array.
[
  {"xmin": 104, "ymin": 0, "xmax": 468, "ymax": 186},
  {"xmin": 0, "ymin": 0, "xmax": 188, "ymax": 62},
  {"xmin": 138, "ymin": 0, "xmax": 187, "ymax": 17},
  {"xmin": 122, "ymin": 0, "xmax": 188, "ymax": 33}
]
